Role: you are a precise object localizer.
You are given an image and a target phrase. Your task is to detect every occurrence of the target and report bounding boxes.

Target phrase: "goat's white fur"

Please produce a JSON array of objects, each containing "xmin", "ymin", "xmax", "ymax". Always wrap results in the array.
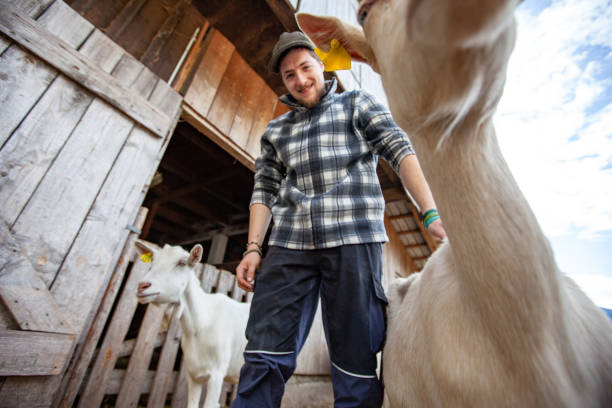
[
  {"xmin": 297, "ymin": 1, "xmax": 612, "ymax": 406},
  {"xmin": 135, "ymin": 242, "xmax": 249, "ymax": 408}
]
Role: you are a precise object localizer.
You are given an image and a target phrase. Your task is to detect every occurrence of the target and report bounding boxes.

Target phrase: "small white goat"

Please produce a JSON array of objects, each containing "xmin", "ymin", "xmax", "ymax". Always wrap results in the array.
[
  {"xmin": 135, "ymin": 241, "xmax": 249, "ymax": 408},
  {"xmin": 298, "ymin": 1, "xmax": 612, "ymax": 406}
]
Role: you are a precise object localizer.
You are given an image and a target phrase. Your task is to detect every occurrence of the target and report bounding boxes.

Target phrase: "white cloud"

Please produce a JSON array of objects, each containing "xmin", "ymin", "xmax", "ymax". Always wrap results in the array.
[
  {"xmin": 570, "ymin": 273, "xmax": 612, "ymax": 309},
  {"xmin": 495, "ymin": 0, "xmax": 612, "ymax": 240}
]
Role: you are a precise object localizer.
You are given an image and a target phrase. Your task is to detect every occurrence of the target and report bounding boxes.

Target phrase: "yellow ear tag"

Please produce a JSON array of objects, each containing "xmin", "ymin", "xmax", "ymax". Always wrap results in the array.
[
  {"xmin": 314, "ymin": 39, "xmax": 351, "ymax": 72},
  {"xmin": 140, "ymin": 252, "xmax": 152, "ymax": 263}
]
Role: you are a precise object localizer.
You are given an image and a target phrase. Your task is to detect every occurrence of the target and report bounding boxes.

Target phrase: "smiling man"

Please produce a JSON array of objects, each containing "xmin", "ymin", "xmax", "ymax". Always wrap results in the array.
[{"xmin": 231, "ymin": 31, "xmax": 445, "ymax": 407}]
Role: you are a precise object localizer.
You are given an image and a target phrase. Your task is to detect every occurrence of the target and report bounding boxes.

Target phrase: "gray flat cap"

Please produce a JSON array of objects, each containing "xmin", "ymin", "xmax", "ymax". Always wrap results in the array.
[{"xmin": 268, "ymin": 31, "xmax": 315, "ymax": 74}]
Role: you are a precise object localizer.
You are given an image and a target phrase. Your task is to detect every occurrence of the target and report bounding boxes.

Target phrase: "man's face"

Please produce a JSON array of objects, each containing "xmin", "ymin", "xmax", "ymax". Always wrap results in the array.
[{"xmin": 280, "ymin": 48, "xmax": 326, "ymax": 108}]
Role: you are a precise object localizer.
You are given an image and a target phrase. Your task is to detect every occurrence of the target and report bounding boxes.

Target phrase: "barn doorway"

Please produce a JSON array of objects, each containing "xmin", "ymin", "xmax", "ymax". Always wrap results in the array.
[{"xmin": 140, "ymin": 120, "xmax": 263, "ymax": 268}]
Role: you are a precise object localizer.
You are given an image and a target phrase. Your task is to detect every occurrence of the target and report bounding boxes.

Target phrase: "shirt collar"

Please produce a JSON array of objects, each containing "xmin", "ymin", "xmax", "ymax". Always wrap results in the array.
[{"xmin": 279, "ymin": 77, "xmax": 338, "ymax": 112}]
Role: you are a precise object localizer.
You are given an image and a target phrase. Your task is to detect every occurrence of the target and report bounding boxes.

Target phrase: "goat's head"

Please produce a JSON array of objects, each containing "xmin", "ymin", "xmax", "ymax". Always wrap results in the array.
[
  {"xmin": 134, "ymin": 241, "xmax": 203, "ymax": 305},
  {"xmin": 297, "ymin": 1, "xmax": 517, "ymax": 136}
]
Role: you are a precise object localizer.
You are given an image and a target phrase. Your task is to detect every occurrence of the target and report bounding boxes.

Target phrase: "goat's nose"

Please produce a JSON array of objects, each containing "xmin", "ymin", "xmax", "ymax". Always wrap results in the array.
[{"xmin": 138, "ymin": 282, "xmax": 151, "ymax": 292}]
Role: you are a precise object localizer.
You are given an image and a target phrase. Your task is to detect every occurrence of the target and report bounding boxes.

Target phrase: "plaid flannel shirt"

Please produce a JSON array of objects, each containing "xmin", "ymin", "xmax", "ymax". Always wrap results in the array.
[{"xmin": 250, "ymin": 78, "xmax": 415, "ymax": 249}]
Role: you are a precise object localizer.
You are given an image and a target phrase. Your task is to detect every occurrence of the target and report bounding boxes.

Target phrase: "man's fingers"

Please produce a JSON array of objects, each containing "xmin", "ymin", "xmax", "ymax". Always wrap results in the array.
[{"xmin": 247, "ymin": 264, "xmax": 255, "ymax": 284}]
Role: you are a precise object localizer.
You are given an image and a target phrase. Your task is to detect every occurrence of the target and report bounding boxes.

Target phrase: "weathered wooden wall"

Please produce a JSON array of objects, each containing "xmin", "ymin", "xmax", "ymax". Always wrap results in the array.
[
  {"xmin": 182, "ymin": 28, "xmax": 285, "ymax": 171},
  {"xmin": 0, "ymin": 0, "xmax": 182, "ymax": 406}
]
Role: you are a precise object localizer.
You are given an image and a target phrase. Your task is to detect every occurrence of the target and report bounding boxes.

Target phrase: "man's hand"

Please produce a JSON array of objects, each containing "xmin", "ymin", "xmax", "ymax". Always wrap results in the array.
[
  {"xmin": 236, "ymin": 252, "xmax": 261, "ymax": 292},
  {"xmin": 427, "ymin": 218, "xmax": 447, "ymax": 242}
]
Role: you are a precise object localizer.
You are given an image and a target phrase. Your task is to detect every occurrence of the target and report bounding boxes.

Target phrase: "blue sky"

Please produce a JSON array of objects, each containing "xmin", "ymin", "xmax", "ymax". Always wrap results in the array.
[{"xmin": 495, "ymin": 0, "xmax": 612, "ymax": 307}]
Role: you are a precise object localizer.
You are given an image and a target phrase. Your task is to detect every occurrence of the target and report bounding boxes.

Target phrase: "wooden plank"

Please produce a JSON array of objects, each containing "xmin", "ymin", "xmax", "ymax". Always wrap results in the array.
[
  {"xmin": 0, "ymin": 330, "xmax": 75, "ymax": 376},
  {"xmin": 201, "ymin": 264, "xmax": 220, "ymax": 293},
  {"xmin": 245, "ymin": 84, "xmax": 278, "ymax": 160},
  {"xmin": 170, "ymin": 357, "xmax": 188, "ymax": 408},
  {"xmin": 114, "ymin": 0, "xmax": 173, "ymax": 61},
  {"xmin": 0, "ymin": 221, "xmax": 73, "ymax": 334},
  {"xmin": 119, "ymin": 331, "xmax": 166, "ymax": 359},
  {"xmin": 207, "ymin": 50, "xmax": 252, "ymax": 135},
  {"xmin": 140, "ymin": 0, "xmax": 187, "ymax": 68},
  {"xmin": 115, "ymin": 302, "xmax": 166, "ymax": 407},
  {"xmin": 0, "ymin": 0, "xmax": 76, "ymax": 55},
  {"xmin": 147, "ymin": 308, "xmax": 183, "ymax": 408},
  {"xmin": 183, "ymin": 29, "xmax": 234, "ymax": 116},
  {"xmin": 172, "ymin": 20, "xmax": 209, "ymax": 92},
  {"xmin": 0, "ymin": 28, "xmax": 124, "ymax": 226},
  {"xmin": 0, "ymin": 4, "xmax": 174, "ymax": 137},
  {"xmin": 106, "ymin": 368, "xmax": 177, "ymax": 396},
  {"xmin": 228, "ymin": 68, "xmax": 266, "ymax": 149},
  {"xmin": 206, "ymin": 233, "xmax": 228, "ymax": 264},
  {"xmin": 56, "ymin": 207, "xmax": 148, "ymax": 408},
  {"xmin": 10, "ymin": 57, "xmax": 141, "ymax": 287},
  {"xmin": 0, "ymin": 0, "xmax": 94, "ymax": 147},
  {"xmin": 0, "ymin": 261, "xmax": 73, "ymax": 334},
  {"xmin": 104, "ymin": 0, "xmax": 147, "ymax": 39},
  {"xmin": 216, "ymin": 270, "xmax": 235, "ymax": 297},
  {"xmin": 77, "ymin": 260, "xmax": 148, "ymax": 408},
  {"xmin": 153, "ymin": 3, "xmax": 205, "ymax": 83},
  {"xmin": 48, "ymin": 60, "xmax": 158, "ymax": 325},
  {"xmin": 231, "ymin": 279, "xmax": 246, "ymax": 302}
]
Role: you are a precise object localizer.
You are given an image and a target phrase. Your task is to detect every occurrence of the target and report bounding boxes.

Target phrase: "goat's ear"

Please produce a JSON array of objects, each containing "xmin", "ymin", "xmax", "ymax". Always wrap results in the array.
[
  {"xmin": 296, "ymin": 12, "xmax": 379, "ymax": 72},
  {"xmin": 135, "ymin": 240, "xmax": 155, "ymax": 256},
  {"xmin": 188, "ymin": 244, "xmax": 203, "ymax": 267}
]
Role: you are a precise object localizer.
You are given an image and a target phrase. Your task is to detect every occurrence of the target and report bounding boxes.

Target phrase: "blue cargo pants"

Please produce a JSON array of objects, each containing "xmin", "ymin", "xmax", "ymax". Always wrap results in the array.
[{"xmin": 231, "ymin": 243, "xmax": 387, "ymax": 408}]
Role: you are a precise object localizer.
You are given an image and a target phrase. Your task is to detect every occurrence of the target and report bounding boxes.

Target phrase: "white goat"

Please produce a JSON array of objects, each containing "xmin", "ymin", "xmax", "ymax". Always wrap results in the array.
[
  {"xmin": 135, "ymin": 241, "xmax": 249, "ymax": 408},
  {"xmin": 297, "ymin": 1, "xmax": 612, "ymax": 407}
]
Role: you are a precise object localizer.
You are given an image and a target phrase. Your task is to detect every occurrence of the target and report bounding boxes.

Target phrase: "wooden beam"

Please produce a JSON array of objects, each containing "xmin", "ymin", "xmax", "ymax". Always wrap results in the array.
[
  {"xmin": 183, "ymin": 103, "xmax": 256, "ymax": 171},
  {"xmin": 0, "ymin": 330, "xmax": 75, "ymax": 376},
  {"xmin": 0, "ymin": 4, "xmax": 176, "ymax": 138},
  {"xmin": 176, "ymin": 224, "xmax": 249, "ymax": 246},
  {"xmin": 263, "ymin": 0, "xmax": 299, "ymax": 32},
  {"xmin": 207, "ymin": 233, "xmax": 228, "ymax": 264}
]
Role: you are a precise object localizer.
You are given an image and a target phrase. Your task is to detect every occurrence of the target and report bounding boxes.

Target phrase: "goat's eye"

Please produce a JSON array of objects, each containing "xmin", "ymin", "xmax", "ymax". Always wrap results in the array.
[
  {"xmin": 357, "ymin": 1, "xmax": 374, "ymax": 26},
  {"xmin": 177, "ymin": 260, "xmax": 186, "ymax": 267},
  {"xmin": 358, "ymin": 9, "xmax": 368, "ymax": 25}
]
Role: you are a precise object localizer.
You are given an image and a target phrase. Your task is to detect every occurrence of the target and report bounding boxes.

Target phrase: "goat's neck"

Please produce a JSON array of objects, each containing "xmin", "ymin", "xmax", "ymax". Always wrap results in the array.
[
  {"xmin": 414, "ymin": 118, "xmax": 561, "ymax": 332},
  {"xmin": 178, "ymin": 273, "xmax": 213, "ymax": 337}
]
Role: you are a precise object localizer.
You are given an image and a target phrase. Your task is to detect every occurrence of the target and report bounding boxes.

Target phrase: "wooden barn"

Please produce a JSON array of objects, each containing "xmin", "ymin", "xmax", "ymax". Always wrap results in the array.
[{"xmin": 0, "ymin": 0, "xmax": 440, "ymax": 406}]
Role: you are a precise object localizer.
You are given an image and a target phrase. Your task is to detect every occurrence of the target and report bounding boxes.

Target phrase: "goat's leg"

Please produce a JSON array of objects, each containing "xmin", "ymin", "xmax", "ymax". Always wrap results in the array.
[
  {"xmin": 202, "ymin": 371, "xmax": 225, "ymax": 408},
  {"xmin": 186, "ymin": 374, "xmax": 203, "ymax": 408}
]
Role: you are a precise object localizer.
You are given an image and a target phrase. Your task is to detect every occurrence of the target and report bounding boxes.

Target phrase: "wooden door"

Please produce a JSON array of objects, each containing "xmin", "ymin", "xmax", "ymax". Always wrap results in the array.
[{"xmin": 0, "ymin": 1, "xmax": 182, "ymax": 406}]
